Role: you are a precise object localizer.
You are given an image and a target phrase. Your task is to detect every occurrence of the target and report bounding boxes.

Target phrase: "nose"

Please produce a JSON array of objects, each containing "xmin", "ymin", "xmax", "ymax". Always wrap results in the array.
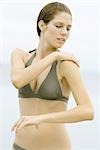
[{"xmin": 60, "ymin": 27, "xmax": 68, "ymax": 36}]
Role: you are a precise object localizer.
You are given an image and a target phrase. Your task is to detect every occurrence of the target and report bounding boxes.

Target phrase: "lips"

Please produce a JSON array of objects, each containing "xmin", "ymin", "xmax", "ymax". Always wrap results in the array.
[{"xmin": 57, "ymin": 38, "xmax": 65, "ymax": 42}]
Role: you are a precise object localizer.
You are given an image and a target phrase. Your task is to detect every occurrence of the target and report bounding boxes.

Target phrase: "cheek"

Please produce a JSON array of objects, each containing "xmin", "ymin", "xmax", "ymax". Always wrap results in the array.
[
  {"xmin": 67, "ymin": 32, "xmax": 70, "ymax": 38},
  {"xmin": 48, "ymin": 25, "xmax": 59, "ymax": 35}
]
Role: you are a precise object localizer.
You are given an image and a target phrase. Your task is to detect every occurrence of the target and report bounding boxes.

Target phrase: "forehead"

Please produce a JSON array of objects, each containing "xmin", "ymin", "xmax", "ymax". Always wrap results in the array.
[{"xmin": 51, "ymin": 12, "xmax": 72, "ymax": 26}]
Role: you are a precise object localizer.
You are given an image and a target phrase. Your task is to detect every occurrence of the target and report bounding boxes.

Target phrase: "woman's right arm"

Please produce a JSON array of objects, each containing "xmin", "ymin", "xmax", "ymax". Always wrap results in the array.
[
  {"xmin": 11, "ymin": 48, "xmax": 79, "ymax": 89},
  {"xmin": 11, "ymin": 48, "xmax": 58, "ymax": 89}
]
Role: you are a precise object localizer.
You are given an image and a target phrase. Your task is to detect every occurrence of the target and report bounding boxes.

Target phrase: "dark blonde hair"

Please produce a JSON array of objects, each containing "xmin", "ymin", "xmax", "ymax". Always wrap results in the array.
[{"xmin": 37, "ymin": 2, "xmax": 72, "ymax": 36}]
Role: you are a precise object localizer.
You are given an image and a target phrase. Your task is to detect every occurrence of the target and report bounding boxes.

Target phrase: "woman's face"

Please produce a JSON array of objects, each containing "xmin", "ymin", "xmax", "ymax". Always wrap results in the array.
[{"xmin": 42, "ymin": 12, "xmax": 72, "ymax": 49}]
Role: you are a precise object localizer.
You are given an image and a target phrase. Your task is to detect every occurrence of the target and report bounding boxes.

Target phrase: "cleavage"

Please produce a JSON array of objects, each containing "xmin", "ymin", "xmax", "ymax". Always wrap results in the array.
[{"xmin": 29, "ymin": 64, "xmax": 53, "ymax": 93}]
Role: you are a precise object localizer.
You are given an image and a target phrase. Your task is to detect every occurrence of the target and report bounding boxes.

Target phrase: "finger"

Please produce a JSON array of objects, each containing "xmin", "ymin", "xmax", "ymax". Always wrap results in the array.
[
  {"xmin": 16, "ymin": 121, "xmax": 28, "ymax": 133},
  {"xmin": 11, "ymin": 123, "xmax": 17, "ymax": 132},
  {"xmin": 11, "ymin": 119, "xmax": 21, "ymax": 132},
  {"xmin": 74, "ymin": 59, "xmax": 80, "ymax": 67},
  {"xmin": 17, "ymin": 121, "xmax": 40, "ymax": 132},
  {"xmin": 65, "ymin": 54, "xmax": 79, "ymax": 66},
  {"xmin": 15, "ymin": 119, "xmax": 27, "ymax": 134},
  {"xmin": 61, "ymin": 59, "xmax": 80, "ymax": 67},
  {"xmin": 71, "ymin": 59, "xmax": 80, "ymax": 67},
  {"xmin": 16, "ymin": 120, "xmax": 36, "ymax": 133},
  {"xmin": 67, "ymin": 57, "xmax": 80, "ymax": 67},
  {"xmin": 12, "ymin": 117, "xmax": 25, "ymax": 132}
]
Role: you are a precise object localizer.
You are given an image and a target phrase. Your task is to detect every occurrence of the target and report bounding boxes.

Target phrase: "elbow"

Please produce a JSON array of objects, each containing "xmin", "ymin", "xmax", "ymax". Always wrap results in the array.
[
  {"xmin": 88, "ymin": 108, "xmax": 94, "ymax": 120},
  {"xmin": 11, "ymin": 76, "xmax": 23, "ymax": 89},
  {"xmin": 84, "ymin": 106, "xmax": 94, "ymax": 121}
]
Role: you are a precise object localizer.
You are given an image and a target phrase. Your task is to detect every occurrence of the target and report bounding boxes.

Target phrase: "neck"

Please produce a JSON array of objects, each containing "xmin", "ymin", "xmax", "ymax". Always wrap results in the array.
[{"xmin": 36, "ymin": 38, "xmax": 58, "ymax": 59}]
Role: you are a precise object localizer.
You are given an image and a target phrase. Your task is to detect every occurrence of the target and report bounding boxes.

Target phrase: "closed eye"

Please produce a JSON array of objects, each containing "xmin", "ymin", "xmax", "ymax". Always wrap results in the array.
[
  {"xmin": 55, "ymin": 23, "xmax": 71, "ymax": 31},
  {"xmin": 56, "ymin": 25, "xmax": 62, "ymax": 28},
  {"xmin": 67, "ymin": 28, "xmax": 71, "ymax": 31}
]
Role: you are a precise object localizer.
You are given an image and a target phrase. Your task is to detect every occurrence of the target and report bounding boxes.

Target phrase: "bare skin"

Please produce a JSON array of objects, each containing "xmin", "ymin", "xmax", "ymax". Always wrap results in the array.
[
  {"xmin": 11, "ymin": 12, "xmax": 94, "ymax": 150},
  {"xmin": 12, "ymin": 50, "xmax": 72, "ymax": 150}
]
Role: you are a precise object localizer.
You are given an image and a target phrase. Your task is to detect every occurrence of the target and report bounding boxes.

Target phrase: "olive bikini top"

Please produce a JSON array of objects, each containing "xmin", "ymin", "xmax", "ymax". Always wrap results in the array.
[{"xmin": 18, "ymin": 50, "xmax": 69, "ymax": 103}]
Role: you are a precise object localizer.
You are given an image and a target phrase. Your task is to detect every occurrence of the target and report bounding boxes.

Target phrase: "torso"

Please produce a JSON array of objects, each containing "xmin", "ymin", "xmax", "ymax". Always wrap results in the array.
[{"xmin": 14, "ymin": 50, "xmax": 71, "ymax": 150}]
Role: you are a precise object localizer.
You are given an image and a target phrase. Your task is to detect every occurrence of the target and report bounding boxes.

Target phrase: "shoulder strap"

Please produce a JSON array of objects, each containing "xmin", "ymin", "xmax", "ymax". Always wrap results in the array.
[{"xmin": 25, "ymin": 50, "xmax": 36, "ymax": 67}]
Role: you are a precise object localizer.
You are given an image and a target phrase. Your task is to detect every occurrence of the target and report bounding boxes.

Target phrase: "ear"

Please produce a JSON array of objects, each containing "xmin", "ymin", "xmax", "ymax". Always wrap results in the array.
[{"xmin": 38, "ymin": 20, "xmax": 46, "ymax": 32}]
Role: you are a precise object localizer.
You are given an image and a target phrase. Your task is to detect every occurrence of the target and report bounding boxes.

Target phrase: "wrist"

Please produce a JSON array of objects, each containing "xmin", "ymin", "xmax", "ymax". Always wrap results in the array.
[
  {"xmin": 51, "ymin": 51, "xmax": 60, "ymax": 61},
  {"xmin": 40, "ymin": 113, "xmax": 54, "ymax": 123}
]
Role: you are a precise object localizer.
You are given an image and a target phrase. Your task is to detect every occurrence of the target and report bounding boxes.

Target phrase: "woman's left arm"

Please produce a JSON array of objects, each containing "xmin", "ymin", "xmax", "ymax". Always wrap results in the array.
[
  {"xmin": 42, "ymin": 60, "xmax": 94, "ymax": 123},
  {"xmin": 12, "ymin": 61, "xmax": 94, "ymax": 133}
]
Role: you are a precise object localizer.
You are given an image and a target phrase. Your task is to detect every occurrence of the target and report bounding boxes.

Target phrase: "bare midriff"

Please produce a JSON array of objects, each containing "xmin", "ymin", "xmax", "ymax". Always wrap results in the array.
[{"xmin": 14, "ymin": 98, "xmax": 71, "ymax": 150}]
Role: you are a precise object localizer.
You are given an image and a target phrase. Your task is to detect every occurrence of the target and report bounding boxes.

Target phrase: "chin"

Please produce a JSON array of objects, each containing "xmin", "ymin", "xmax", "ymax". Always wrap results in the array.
[
  {"xmin": 56, "ymin": 44, "xmax": 63, "ymax": 49},
  {"xmin": 53, "ymin": 44, "xmax": 63, "ymax": 49}
]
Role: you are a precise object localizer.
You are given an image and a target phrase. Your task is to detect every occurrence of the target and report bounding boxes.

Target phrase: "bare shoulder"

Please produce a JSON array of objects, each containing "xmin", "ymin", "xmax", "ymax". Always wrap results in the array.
[
  {"xmin": 11, "ymin": 48, "xmax": 27, "ymax": 59},
  {"xmin": 59, "ymin": 59, "xmax": 85, "ymax": 96},
  {"xmin": 11, "ymin": 48, "xmax": 29, "ymax": 64},
  {"xmin": 60, "ymin": 60, "xmax": 80, "ymax": 78}
]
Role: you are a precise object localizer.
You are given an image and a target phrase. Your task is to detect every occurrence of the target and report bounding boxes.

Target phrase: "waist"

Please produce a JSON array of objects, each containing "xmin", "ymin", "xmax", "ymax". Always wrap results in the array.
[
  {"xmin": 15, "ymin": 98, "xmax": 70, "ymax": 149},
  {"xmin": 19, "ymin": 98, "xmax": 67, "ymax": 115},
  {"xmin": 15, "ymin": 123, "xmax": 70, "ymax": 149}
]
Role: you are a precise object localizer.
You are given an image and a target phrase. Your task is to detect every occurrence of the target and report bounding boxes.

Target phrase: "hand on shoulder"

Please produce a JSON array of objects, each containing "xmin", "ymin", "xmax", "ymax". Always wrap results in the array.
[
  {"xmin": 60, "ymin": 55, "xmax": 81, "ymax": 81},
  {"xmin": 56, "ymin": 51, "xmax": 80, "ymax": 68}
]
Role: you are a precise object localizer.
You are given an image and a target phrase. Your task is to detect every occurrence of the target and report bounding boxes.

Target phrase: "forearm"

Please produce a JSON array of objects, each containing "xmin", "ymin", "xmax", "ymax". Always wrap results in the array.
[
  {"xmin": 11, "ymin": 105, "xmax": 93, "ymax": 133},
  {"xmin": 41, "ymin": 105, "xmax": 94, "ymax": 124},
  {"xmin": 13, "ymin": 52, "xmax": 57, "ymax": 88}
]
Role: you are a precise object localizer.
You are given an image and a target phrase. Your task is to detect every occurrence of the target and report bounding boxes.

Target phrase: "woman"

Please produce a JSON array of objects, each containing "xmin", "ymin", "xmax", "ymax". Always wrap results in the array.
[{"xmin": 11, "ymin": 2, "xmax": 94, "ymax": 150}]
